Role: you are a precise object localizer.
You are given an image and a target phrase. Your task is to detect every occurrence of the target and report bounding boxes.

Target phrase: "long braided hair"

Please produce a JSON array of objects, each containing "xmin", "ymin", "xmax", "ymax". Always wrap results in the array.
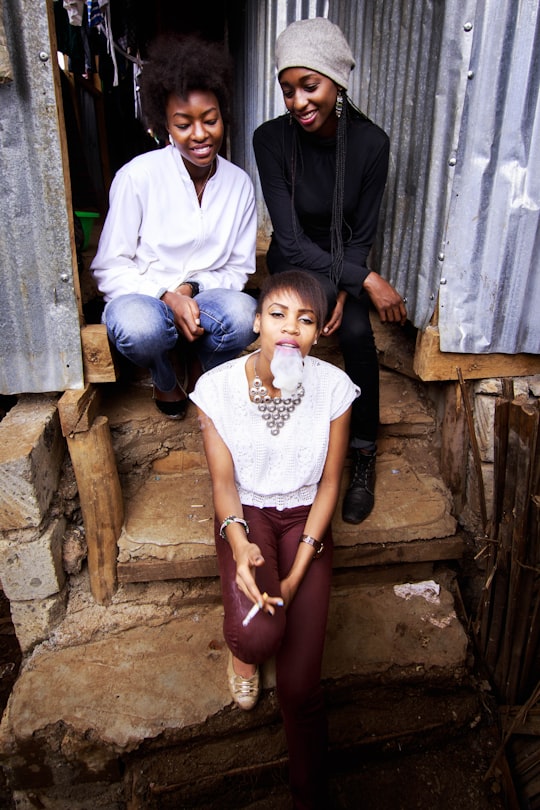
[{"xmin": 287, "ymin": 93, "xmax": 354, "ymax": 290}]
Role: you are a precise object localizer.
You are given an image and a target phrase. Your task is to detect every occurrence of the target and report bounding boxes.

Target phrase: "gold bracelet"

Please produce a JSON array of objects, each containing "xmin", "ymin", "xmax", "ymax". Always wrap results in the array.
[{"xmin": 300, "ymin": 534, "xmax": 324, "ymax": 557}]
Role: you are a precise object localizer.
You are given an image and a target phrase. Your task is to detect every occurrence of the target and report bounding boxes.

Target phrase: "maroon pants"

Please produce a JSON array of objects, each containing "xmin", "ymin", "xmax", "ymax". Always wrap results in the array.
[{"xmin": 215, "ymin": 504, "xmax": 333, "ymax": 809}]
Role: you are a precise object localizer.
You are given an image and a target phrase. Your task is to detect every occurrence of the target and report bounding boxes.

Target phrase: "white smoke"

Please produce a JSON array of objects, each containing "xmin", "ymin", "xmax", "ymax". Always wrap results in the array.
[{"xmin": 270, "ymin": 345, "xmax": 304, "ymax": 398}]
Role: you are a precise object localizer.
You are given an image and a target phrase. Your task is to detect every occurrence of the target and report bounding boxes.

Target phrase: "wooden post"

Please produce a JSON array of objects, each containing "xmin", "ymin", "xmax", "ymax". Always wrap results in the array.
[{"xmin": 67, "ymin": 415, "xmax": 123, "ymax": 604}]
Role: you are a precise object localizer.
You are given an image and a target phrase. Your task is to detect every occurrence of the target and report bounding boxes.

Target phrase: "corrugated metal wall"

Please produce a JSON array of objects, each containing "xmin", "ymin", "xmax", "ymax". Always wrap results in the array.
[
  {"xmin": 1, "ymin": 1, "xmax": 538, "ymax": 397},
  {"xmin": 0, "ymin": 0, "xmax": 83, "ymax": 395},
  {"xmin": 240, "ymin": 0, "xmax": 540, "ymax": 354}
]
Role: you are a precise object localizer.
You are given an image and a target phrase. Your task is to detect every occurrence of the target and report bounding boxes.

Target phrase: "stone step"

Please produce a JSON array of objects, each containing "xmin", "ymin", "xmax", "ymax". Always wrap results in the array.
[
  {"xmin": 97, "ymin": 368, "xmax": 459, "ymax": 583},
  {"xmin": 115, "ymin": 443, "xmax": 458, "ymax": 582},
  {"xmin": 0, "ymin": 566, "xmax": 469, "ymax": 800}
]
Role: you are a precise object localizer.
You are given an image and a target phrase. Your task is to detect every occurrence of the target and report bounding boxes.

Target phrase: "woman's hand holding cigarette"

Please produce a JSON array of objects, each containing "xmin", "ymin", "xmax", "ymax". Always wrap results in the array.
[
  {"xmin": 234, "ymin": 541, "xmax": 266, "ymax": 606},
  {"xmin": 234, "ymin": 543, "xmax": 284, "ymax": 623},
  {"xmin": 242, "ymin": 592, "xmax": 284, "ymax": 627}
]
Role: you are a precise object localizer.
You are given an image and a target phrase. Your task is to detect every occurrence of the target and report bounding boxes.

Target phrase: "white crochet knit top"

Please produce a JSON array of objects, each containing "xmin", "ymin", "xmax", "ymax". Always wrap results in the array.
[{"xmin": 190, "ymin": 353, "xmax": 359, "ymax": 510}]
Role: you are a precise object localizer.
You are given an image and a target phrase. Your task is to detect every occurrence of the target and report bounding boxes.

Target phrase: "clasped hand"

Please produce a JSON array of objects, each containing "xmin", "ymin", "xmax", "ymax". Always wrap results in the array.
[{"xmin": 163, "ymin": 289, "xmax": 205, "ymax": 340}]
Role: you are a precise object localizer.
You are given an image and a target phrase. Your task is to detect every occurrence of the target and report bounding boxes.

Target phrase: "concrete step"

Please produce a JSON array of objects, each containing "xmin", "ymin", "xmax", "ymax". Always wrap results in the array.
[{"xmin": 0, "ymin": 566, "xmax": 470, "ymax": 803}]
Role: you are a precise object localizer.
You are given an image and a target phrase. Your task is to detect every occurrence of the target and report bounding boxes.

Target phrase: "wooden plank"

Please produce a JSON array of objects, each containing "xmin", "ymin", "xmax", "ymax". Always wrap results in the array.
[
  {"xmin": 332, "ymin": 536, "xmax": 465, "ymax": 567},
  {"xmin": 67, "ymin": 415, "xmax": 123, "ymax": 604},
  {"xmin": 81, "ymin": 324, "xmax": 119, "ymax": 383},
  {"xmin": 502, "ymin": 401, "xmax": 539, "ymax": 702},
  {"xmin": 117, "ymin": 536, "xmax": 465, "ymax": 584},
  {"xmin": 118, "ymin": 557, "xmax": 218, "ymax": 583},
  {"xmin": 439, "ymin": 382, "xmax": 468, "ymax": 515},
  {"xmin": 57, "ymin": 385, "xmax": 101, "ymax": 436},
  {"xmin": 413, "ymin": 325, "xmax": 540, "ymax": 382}
]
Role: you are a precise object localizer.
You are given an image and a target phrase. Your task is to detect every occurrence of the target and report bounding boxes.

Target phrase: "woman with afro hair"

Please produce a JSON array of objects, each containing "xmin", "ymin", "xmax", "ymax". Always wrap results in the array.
[{"xmin": 91, "ymin": 34, "xmax": 257, "ymax": 418}]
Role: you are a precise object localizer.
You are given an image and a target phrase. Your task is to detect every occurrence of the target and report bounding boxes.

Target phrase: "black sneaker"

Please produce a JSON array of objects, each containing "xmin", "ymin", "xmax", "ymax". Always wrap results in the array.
[{"xmin": 342, "ymin": 449, "xmax": 376, "ymax": 524}]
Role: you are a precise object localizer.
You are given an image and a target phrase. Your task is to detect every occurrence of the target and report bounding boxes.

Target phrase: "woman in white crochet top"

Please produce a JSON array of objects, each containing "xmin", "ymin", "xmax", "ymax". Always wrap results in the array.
[{"xmin": 191, "ymin": 270, "xmax": 359, "ymax": 809}]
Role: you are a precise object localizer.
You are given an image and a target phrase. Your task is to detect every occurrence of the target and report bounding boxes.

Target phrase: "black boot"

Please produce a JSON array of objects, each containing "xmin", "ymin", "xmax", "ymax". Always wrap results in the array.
[{"xmin": 342, "ymin": 449, "xmax": 377, "ymax": 524}]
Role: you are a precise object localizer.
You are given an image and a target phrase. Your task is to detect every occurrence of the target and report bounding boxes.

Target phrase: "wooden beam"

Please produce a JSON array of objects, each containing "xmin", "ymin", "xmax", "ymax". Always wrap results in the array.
[
  {"xmin": 117, "ymin": 535, "xmax": 465, "ymax": 584},
  {"xmin": 439, "ymin": 382, "xmax": 469, "ymax": 515},
  {"xmin": 118, "ymin": 557, "xmax": 218, "ymax": 583},
  {"xmin": 81, "ymin": 324, "xmax": 119, "ymax": 383},
  {"xmin": 333, "ymin": 536, "xmax": 465, "ymax": 568},
  {"xmin": 67, "ymin": 415, "xmax": 123, "ymax": 604},
  {"xmin": 413, "ymin": 325, "xmax": 540, "ymax": 382},
  {"xmin": 57, "ymin": 385, "xmax": 101, "ymax": 436}
]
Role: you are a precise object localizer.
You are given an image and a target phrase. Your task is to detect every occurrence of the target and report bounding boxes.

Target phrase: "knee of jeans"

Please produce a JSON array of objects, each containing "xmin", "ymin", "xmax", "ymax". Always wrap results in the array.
[
  {"xmin": 199, "ymin": 292, "xmax": 257, "ymax": 335},
  {"xmin": 106, "ymin": 295, "xmax": 175, "ymax": 349}
]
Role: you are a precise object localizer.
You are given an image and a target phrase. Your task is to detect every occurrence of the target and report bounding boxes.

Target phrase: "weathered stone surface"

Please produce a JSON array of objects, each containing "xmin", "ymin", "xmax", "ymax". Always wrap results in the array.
[
  {"xmin": 473, "ymin": 377, "xmax": 530, "ymax": 396},
  {"xmin": 117, "ymin": 452, "xmax": 457, "ymax": 565},
  {"xmin": 337, "ymin": 455, "xmax": 457, "ymax": 545},
  {"xmin": 9, "ymin": 586, "xmax": 68, "ymax": 653},
  {"xmin": 0, "ymin": 517, "xmax": 66, "ymax": 601},
  {"xmin": 324, "ymin": 575, "xmax": 468, "ymax": 677},
  {"xmin": 100, "ymin": 382, "xmax": 203, "ymax": 475},
  {"xmin": 530, "ymin": 375, "xmax": 540, "ymax": 397},
  {"xmin": 0, "ymin": 572, "xmax": 467, "ymax": 782},
  {"xmin": 0, "ymin": 396, "xmax": 64, "ymax": 530},
  {"xmin": 379, "ymin": 369, "xmax": 435, "ymax": 437},
  {"xmin": 117, "ymin": 470, "xmax": 214, "ymax": 563}
]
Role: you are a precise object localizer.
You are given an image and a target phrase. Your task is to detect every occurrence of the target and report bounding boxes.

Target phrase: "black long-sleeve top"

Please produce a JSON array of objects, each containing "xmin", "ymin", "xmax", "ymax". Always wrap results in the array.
[{"xmin": 253, "ymin": 109, "xmax": 389, "ymax": 299}]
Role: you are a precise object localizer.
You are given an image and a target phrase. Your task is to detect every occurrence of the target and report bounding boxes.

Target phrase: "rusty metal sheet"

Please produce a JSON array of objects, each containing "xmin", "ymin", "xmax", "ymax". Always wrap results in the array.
[{"xmin": 0, "ymin": 0, "xmax": 83, "ymax": 394}]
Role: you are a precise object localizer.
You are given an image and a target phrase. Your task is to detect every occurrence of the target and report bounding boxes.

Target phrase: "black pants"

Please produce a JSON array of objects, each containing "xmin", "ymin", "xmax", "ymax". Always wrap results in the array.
[{"xmin": 269, "ymin": 265, "xmax": 379, "ymax": 446}]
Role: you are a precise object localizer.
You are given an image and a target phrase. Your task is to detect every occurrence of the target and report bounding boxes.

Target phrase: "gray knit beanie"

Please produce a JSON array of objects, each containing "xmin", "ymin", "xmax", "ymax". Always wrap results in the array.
[{"xmin": 275, "ymin": 18, "xmax": 355, "ymax": 90}]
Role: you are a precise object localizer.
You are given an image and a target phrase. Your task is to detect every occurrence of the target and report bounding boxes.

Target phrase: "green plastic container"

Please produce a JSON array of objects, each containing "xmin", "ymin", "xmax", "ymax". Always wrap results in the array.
[{"xmin": 75, "ymin": 210, "xmax": 100, "ymax": 250}]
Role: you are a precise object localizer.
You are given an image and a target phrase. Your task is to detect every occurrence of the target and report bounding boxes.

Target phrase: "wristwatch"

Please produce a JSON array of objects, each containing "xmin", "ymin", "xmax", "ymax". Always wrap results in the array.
[
  {"xmin": 300, "ymin": 534, "xmax": 324, "ymax": 557},
  {"xmin": 183, "ymin": 280, "xmax": 200, "ymax": 297}
]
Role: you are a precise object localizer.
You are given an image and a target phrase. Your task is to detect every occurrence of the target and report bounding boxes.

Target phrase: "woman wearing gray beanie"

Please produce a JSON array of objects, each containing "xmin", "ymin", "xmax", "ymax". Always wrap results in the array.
[{"xmin": 254, "ymin": 17, "xmax": 407, "ymax": 530}]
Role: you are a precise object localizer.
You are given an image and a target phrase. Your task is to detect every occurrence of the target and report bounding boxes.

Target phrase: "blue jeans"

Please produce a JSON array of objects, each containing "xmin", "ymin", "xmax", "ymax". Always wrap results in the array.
[{"xmin": 104, "ymin": 290, "xmax": 257, "ymax": 392}]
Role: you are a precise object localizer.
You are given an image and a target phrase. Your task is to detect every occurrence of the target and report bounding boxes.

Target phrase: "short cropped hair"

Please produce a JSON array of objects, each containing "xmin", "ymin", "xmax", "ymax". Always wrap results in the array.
[
  {"xmin": 140, "ymin": 33, "xmax": 233, "ymax": 142},
  {"xmin": 256, "ymin": 270, "xmax": 328, "ymax": 330}
]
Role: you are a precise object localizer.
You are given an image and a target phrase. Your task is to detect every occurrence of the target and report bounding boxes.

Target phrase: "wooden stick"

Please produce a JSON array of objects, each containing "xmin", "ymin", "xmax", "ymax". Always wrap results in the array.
[
  {"xmin": 481, "ymin": 396, "xmax": 512, "ymax": 670},
  {"xmin": 518, "ymin": 497, "xmax": 540, "ymax": 697},
  {"xmin": 503, "ymin": 402, "xmax": 539, "ymax": 701},
  {"xmin": 457, "ymin": 368, "xmax": 488, "ymax": 531},
  {"xmin": 67, "ymin": 415, "xmax": 123, "ymax": 604}
]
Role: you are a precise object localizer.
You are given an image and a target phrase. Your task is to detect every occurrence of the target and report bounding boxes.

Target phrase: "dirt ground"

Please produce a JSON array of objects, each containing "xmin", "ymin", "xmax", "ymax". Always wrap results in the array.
[{"xmin": 147, "ymin": 723, "xmax": 508, "ymax": 810}]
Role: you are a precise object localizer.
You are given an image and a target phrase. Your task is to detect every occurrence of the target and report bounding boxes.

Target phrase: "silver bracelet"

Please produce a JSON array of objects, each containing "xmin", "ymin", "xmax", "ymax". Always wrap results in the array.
[
  {"xmin": 300, "ymin": 534, "xmax": 324, "ymax": 557},
  {"xmin": 219, "ymin": 515, "xmax": 249, "ymax": 540}
]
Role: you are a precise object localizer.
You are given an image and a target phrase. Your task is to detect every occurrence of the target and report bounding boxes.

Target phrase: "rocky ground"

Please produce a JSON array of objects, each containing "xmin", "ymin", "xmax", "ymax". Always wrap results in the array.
[{"xmin": 0, "ymin": 579, "xmax": 512, "ymax": 809}]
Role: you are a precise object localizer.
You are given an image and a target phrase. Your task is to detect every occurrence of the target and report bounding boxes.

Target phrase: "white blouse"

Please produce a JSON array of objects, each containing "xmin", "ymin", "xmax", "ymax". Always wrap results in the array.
[
  {"xmin": 91, "ymin": 146, "xmax": 256, "ymax": 302},
  {"xmin": 191, "ymin": 354, "xmax": 359, "ymax": 510}
]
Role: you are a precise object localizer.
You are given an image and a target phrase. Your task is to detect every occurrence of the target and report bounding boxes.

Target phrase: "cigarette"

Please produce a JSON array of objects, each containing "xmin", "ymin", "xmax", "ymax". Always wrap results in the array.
[
  {"xmin": 242, "ymin": 602, "xmax": 260, "ymax": 627},
  {"xmin": 241, "ymin": 593, "xmax": 284, "ymax": 627}
]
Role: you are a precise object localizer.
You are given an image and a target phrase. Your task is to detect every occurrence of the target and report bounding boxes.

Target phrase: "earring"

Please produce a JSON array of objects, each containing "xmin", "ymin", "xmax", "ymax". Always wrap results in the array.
[
  {"xmin": 168, "ymin": 133, "xmax": 174, "ymax": 146},
  {"xmin": 286, "ymin": 109, "xmax": 292, "ymax": 126},
  {"xmin": 335, "ymin": 89, "xmax": 344, "ymax": 119}
]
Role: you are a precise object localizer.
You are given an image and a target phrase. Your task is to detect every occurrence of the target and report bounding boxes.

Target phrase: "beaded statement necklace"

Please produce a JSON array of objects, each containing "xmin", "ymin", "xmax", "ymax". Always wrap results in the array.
[{"xmin": 249, "ymin": 352, "xmax": 305, "ymax": 436}]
